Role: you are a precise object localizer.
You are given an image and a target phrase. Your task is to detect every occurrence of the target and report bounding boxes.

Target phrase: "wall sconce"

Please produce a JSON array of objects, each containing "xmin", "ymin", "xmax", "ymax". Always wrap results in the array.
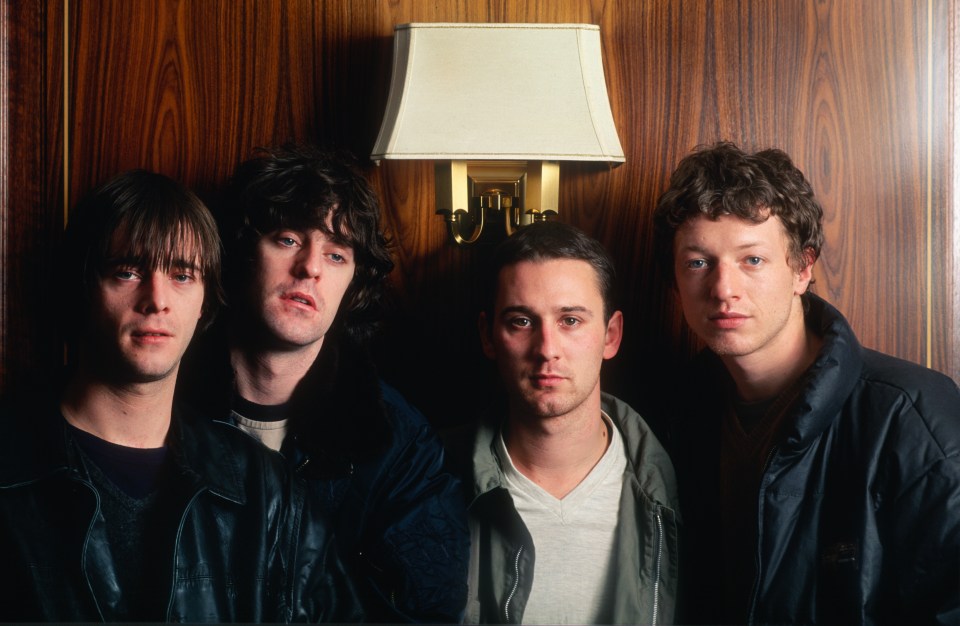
[{"xmin": 371, "ymin": 23, "xmax": 625, "ymax": 245}]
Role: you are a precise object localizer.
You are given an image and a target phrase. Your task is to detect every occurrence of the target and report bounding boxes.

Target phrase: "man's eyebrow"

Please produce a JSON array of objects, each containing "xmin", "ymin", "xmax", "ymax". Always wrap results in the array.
[
  {"xmin": 169, "ymin": 258, "xmax": 200, "ymax": 271},
  {"xmin": 102, "ymin": 256, "xmax": 200, "ymax": 272},
  {"xmin": 499, "ymin": 305, "xmax": 534, "ymax": 317},
  {"xmin": 498, "ymin": 305, "xmax": 592, "ymax": 317},
  {"xmin": 679, "ymin": 241, "xmax": 768, "ymax": 254}
]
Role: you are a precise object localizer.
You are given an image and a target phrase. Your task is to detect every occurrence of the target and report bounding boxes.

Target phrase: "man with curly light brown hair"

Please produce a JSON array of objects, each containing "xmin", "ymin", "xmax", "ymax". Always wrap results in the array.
[{"xmin": 655, "ymin": 141, "xmax": 960, "ymax": 625}]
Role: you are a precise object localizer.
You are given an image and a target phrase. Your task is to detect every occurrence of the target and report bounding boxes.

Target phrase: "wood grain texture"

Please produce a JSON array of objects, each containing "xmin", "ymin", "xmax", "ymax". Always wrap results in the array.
[
  {"xmin": 2, "ymin": 0, "xmax": 956, "ymax": 423},
  {"xmin": 1, "ymin": 0, "xmax": 64, "ymax": 393}
]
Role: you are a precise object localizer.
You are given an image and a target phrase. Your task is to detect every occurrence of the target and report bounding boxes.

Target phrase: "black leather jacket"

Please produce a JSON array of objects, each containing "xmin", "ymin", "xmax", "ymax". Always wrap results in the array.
[
  {"xmin": 673, "ymin": 294, "xmax": 960, "ymax": 625},
  {"xmin": 181, "ymin": 329, "xmax": 470, "ymax": 623},
  {"xmin": 0, "ymin": 403, "xmax": 361, "ymax": 622}
]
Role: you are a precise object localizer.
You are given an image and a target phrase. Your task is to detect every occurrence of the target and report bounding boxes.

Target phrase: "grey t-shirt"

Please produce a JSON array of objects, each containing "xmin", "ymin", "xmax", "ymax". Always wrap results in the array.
[{"xmin": 497, "ymin": 413, "xmax": 626, "ymax": 624}]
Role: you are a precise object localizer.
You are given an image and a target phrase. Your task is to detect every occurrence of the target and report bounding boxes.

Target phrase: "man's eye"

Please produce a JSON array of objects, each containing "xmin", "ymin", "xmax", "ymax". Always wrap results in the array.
[
  {"xmin": 172, "ymin": 273, "xmax": 195, "ymax": 283},
  {"xmin": 509, "ymin": 318, "xmax": 532, "ymax": 328},
  {"xmin": 561, "ymin": 317, "xmax": 580, "ymax": 327},
  {"xmin": 745, "ymin": 256, "xmax": 763, "ymax": 266},
  {"xmin": 685, "ymin": 259, "xmax": 707, "ymax": 270},
  {"xmin": 277, "ymin": 236, "xmax": 298, "ymax": 247},
  {"xmin": 114, "ymin": 269, "xmax": 140, "ymax": 281},
  {"xmin": 329, "ymin": 253, "xmax": 345, "ymax": 263}
]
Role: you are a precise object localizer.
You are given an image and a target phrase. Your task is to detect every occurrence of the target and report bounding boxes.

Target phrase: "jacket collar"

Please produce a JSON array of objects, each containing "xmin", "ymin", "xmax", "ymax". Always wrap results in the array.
[
  {"xmin": 698, "ymin": 293, "xmax": 865, "ymax": 451},
  {"xmin": 285, "ymin": 329, "xmax": 391, "ymax": 463},
  {"xmin": 465, "ymin": 392, "xmax": 674, "ymax": 505},
  {"xmin": 468, "ymin": 416, "xmax": 504, "ymax": 504},
  {"xmin": 167, "ymin": 407, "xmax": 247, "ymax": 504},
  {"xmin": 777, "ymin": 293, "xmax": 864, "ymax": 449},
  {"xmin": 179, "ymin": 320, "xmax": 391, "ymax": 470},
  {"xmin": 0, "ymin": 400, "xmax": 246, "ymax": 504}
]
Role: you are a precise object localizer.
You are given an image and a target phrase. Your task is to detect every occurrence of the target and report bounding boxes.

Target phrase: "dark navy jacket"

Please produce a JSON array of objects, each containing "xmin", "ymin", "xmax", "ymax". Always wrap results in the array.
[
  {"xmin": 0, "ymin": 402, "xmax": 360, "ymax": 622},
  {"xmin": 673, "ymin": 293, "xmax": 960, "ymax": 625},
  {"xmin": 181, "ymin": 330, "xmax": 470, "ymax": 623}
]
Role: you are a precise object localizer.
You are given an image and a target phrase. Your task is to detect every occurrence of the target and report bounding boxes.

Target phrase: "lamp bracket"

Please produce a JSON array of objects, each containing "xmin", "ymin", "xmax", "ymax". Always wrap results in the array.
[
  {"xmin": 436, "ymin": 207, "xmax": 484, "ymax": 245},
  {"xmin": 434, "ymin": 160, "xmax": 560, "ymax": 245}
]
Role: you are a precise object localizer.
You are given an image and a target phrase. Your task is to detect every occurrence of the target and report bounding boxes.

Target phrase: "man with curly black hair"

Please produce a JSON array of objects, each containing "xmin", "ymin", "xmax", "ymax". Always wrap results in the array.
[{"xmin": 180, "ymin": 144, "xmax": 469, "ymax": 623}]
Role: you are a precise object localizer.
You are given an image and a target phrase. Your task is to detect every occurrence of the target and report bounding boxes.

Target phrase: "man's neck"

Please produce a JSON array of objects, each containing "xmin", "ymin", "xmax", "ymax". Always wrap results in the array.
[
  {"xmin": 722, "ymin": 305, "xmax": 823, "ymax": 403},
  {"xmin": 60, "ymin": 373, "xmax": 175, "ymax": 449},
  {"xmin": 230, "ymin": 340, "xmax": 323, "ymax": 406},
  {"xmin": 503, "ymin": 394, "xmax": 611, "ymax": 500}
]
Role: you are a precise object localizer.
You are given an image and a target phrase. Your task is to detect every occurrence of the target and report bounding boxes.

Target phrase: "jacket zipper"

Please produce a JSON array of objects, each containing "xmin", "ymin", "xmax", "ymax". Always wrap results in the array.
[
  {"xmin": 652, "ymin": 506, "xmax": 663, "ymax": 625},
  {"xmin": 747, "ymin": 445, "xmax": 778, "ymax": 625},
  {"xmin": 503, "ymin": 545, "xmax": 524, "ymax": 622}
]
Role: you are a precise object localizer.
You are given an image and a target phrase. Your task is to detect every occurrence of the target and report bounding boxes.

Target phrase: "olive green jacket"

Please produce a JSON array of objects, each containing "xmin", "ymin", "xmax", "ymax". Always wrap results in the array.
[{"xmin": 452, "ymin": 393, "xmax": 680, "ymax": 624}]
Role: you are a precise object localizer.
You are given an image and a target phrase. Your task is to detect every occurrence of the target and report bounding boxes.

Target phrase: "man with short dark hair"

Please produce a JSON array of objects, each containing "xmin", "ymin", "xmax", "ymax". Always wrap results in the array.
[
  {"xmin": 181, "ymin": 144, "xmax": 470, "ymax": 623},
  {"xmin": 654, "ymin": 141, "xmax": 960, "ymax": 624},
  {"xmin": 0, "ymin": 169, "xmax": 358, "ymax": 622},
  {"xmin": 446, "ymin": 221, "xmax": 679, "ymax": 624}
]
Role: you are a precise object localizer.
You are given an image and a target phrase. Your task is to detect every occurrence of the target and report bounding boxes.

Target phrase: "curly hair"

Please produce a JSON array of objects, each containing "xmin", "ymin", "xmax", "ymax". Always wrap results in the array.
[
  {"xmin": 653, "ymin": 142, "xmax": 824, "ymax": 283},
  {"xmin": 219, "ymin": 143, "xmax": 394, "ymax": 341}
]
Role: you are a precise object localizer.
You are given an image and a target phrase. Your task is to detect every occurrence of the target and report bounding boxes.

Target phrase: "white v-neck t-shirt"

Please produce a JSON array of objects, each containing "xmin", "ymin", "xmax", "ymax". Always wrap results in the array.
[{"xmin": 497, "ymin": 412, "xmax": 626, "ymax": 624}]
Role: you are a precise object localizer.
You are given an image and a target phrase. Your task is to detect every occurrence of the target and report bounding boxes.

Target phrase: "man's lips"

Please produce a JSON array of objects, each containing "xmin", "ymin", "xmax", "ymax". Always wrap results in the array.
[
  {"xmin": 130, "ymin": 328, "xmax": 172, "ymax": 343},
  {"xmin": 281, "ymin": 291, "xmax": 317, "ymax": 309},
  {"xmin": 708, "ymin": 312, "xmax": 748, "ymax": 329},
  {"xmin": 530, "ymin": 373, "xmax": 566, "ymax": 387}
]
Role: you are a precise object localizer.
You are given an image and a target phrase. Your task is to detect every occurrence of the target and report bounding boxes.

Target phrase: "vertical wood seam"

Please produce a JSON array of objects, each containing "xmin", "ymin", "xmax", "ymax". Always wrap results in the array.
[
  {"xmin": 952, "ymin": 0, "xmax": 960, "ymax": 380},
  {"xmin": 62, "ymin": 0, "xmax": 68, "ymax": 225},
  {"xmin": 1, "ymin": 1, "xmax": 8, "ymax": 383},
  {"xmin": 926, "ymin": 0, "xmax": 933, "ymax": 368}
]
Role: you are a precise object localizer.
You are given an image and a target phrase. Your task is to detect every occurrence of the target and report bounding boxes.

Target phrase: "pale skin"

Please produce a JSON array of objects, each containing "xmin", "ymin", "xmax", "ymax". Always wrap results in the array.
[
  {"xmin": 231, "ymin": 222, "xmax": 356, "ymax": 405},
  {"xmin": 61, "ymin": 256, "xmax": 205, "ymax": 449},
  {"xmin": 673, "ymin": 213, "xmax": 822, "ymax": 402},
  {"xmin": 480, "ymin": 258, "xmax": 623, "ymax": 499},
  {"xmin": 61, "ymin": 373, "xmax": 177, "ymax": 449}
]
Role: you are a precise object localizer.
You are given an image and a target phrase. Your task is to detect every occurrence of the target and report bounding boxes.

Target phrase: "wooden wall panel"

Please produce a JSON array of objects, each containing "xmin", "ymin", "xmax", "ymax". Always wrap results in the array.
[
  {"xmin": 932, "ymin": 0, "xmax": 959, "ymax": 386},
  {"xmin": 68, "ymin": 0, "xmax": 331, "ymax": 198},
  {"xmin": 1, "ymin": 0, "xmax": 64, "ymax": 392},
  {"xmin": 2, "ymin": 1, "xmax": 956, "ymax": 429}
]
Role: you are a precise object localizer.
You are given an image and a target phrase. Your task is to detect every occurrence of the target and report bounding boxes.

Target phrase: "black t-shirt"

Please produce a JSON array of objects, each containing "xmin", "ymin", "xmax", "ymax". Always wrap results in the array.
[{"xmin": 68, "ymin": 423, "xmax": 176, "ymax": 621}]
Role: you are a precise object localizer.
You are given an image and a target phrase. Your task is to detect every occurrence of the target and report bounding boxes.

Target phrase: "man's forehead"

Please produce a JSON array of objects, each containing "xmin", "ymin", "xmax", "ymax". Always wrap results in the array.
[
  {"xmin": 499, "ymin": 257, "xmax": 598, "ymax": 280},
  {"xmin": 105, "ymin": 230, "xmax": 203, "ymax": 269},
  {"xmin": 496, "ymin": 259, "xmax": 603, "ymax": 300},
  {"xmin": 677, "ymin": 211, "xmax": 785, "ymax": 236}
]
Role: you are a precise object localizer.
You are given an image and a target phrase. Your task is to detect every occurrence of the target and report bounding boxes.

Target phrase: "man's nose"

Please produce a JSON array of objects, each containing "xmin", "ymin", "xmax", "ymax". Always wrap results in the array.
[
  {"xmin": 534, "ymin": 324, "xmax": 561, "ymax": 360},
  {"xmin": 137, "ymin": 272, "xmax": 170, "ymax": 314},
  {"xmin": 709, "ymin": 261, "xmax": 740, "ymax": 301},
  {"xmin": 294, "ymin": 243, "xmax": 323, "ymax": 279}
]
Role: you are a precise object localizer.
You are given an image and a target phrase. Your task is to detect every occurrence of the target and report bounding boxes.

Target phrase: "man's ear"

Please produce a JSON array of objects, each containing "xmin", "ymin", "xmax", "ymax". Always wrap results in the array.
[
  {"xmin": 478, "ymin": 311, "xmax": 496, "ymax": 359},
  {"xmin": 795, "ymin": 247, "xmax": 818, "ymax": 295},
  {"xmin": 603, "ymin": 310, "xmax": 624, "ymax": 360}
]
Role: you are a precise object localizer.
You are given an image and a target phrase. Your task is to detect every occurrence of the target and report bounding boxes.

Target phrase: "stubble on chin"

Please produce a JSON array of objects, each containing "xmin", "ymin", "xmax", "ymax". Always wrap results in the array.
[{"xmin": 513, "ymin": 388, "xmax": 574, "ymax": 421}]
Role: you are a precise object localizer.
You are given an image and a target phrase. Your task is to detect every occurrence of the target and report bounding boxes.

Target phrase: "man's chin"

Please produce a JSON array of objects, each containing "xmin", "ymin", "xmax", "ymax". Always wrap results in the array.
[
  {"xmin": 695, "ymin": 329, "xmax": 748, "ymax": 357},
  {"xmin": 109, "ymin": 370, "xmax": 178, "ymax": 387},
  {"xmin": 518, "ymin": 394, "xmax": 573, "ymax": 420},
  {"xmin": 706, "ymin": 339, "xmax": 754, "ymax": 358},
  {"xmin": 258, "ymin": 321, "xmax": 327, "ymax": 351}
]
